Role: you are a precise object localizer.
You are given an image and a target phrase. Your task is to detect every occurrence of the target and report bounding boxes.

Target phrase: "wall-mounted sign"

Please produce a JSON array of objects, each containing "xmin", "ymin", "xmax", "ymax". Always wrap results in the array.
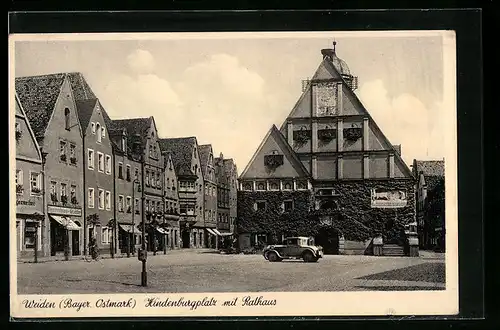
[
  {"xmin": 16, "ymin": 199, "xmax": 36, "ymax": 206},
  {"xmin": 47, "ymin": 205, "xmax": 82, "ymax": 217},
  {"xmin": 371, "ymin": 188, "xmax": 407, "ymax": 208}
]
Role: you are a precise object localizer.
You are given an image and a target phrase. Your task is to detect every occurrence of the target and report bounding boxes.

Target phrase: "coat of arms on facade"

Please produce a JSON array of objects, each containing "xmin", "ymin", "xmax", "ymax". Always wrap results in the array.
[
  {"xmin": 318, "ymin": 125, "xmax": 337, "ymax": 142},
  {"xmin": 344, "ymin": 123, "xmax": 362, "ymax": 141},
  {"xmin": 264, "ymin": 150, "xmax": 284, "ymax": 170},
  {"xmin": 316, "ymin": 82, "xmax": 338, "ymax": 116},
  {"xmin": 293, "ymin": 126, "xmax": 311, "ymax": 144}
]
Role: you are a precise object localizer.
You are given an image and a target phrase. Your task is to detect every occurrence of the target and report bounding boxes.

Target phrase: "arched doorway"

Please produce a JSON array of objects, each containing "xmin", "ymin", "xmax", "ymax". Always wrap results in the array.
[
  {"xmin": 182, "ymin": 229, "xmax": 190, "ymax": 248},
  {"xmin": 315, "ymin": 227, "xmax": 340, "ymax": 255}
]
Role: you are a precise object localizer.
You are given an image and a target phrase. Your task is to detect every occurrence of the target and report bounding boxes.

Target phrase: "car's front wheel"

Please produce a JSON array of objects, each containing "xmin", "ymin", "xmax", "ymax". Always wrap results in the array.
[
  {"xmin": 267, "ymin": 251, "xmax": 281, "ymax": 262},
  {"xmin": 302, "ymin": 251, "xmax": 318, "ymax": 263}
]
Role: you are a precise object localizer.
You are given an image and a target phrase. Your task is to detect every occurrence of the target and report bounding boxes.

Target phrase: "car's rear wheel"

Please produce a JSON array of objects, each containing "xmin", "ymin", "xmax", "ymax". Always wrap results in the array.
[
  {"xmin": 267, "ymin": 251, "xmax": 281, "ymax": 262},
  {"xmin": 302, "ymin": 251, "xmax": 318, "ymax": 263}
]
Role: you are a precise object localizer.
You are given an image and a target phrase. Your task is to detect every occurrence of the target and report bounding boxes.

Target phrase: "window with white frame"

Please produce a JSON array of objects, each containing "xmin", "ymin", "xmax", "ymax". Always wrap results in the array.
[
  {"xmin": 101, "ymin": 227, "xmax": 109, "ymax": 244},
  {"xmin": 101, "ymin": 126, "xmax": 106, "ymax": 139},
  {"xmin": 118, "ymin": 195, "xmax": 124, "ymax": 212},
  {"xmin": 146, "ymin": 171, "xmax": 150, "ymax": 186},
  {"xmin": 88, "ymin": 188, "xmax": 95, "ymax": 208},
  {"xmin": 91, "ymin": 122, "xmax": 96, "ymax": 134},
  {"xmin": 134, "ymin": 168, "xmax": 139, "ymax": 180},
  {"xmin": 98, "ymin": 152, "xmax": 104, "ymax": 172},
  {"xmin": 88, "ymin": 149, "xmax": 94, "ymax": 170},
  {"xmin": 98, "ymin": 189, "xmax": 104, "ymax": 209},
  {"xmin": 118, "ymin": 162, "xmax": 123, "ymax": 179},
  {"xmin": 283, "ymin": 200, "xmax": 294, "ymax": 212},
  {"xmin": 16, "ymin": 169, "xmax": 23, "ymax": 187},
  {"xmin": 105, "ymin": 191, "xmax": 111, "ymax": 210},
  {"xmin": 60, "ymin": 183, "xmax": 67, "ymax": 198},
  {"xmin": 135, "ymin": 198, "xmax": 140, "ymax": 214},
  {"xmin": 70, "ymin": 185, "xmax": 76, "ymax": 203},
  {"xmin": 59, "ymin": 141, "xmax": 67, "ymax": 161},
  {"xmin": 126, "ymin": 164, "xmax": 131, "ymax": 181},
  {"xmin": 254, "ymin": 200, "xmax": 267, "ymax": 211},
  {"xmin": 151, "ymin": 171, "xmax": 156, "ymax": 187},
  {"xmin": 156, "ymin": 173, "xmax": 161, "ymax": 188},
  {"xmin": 105, "ymin": 155, "xmax": 111, "ymax": 174},
  {"xmin": 126, "ymin": 196, "xmax": 131, "ymax": 213},
  {"xmin": 30, "ymin": 172, "xmax": 41, "ymax": 194},
  {"xmin": 69, "ymin": 144, "xmax": 76, "ymax": 163}
]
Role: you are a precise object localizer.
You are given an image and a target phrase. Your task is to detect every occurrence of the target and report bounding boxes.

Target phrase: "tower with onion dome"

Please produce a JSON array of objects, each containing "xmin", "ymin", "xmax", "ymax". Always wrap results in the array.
[{"xmin": 237, "ymin": 41, "xmax": 417, "ymax": 257}]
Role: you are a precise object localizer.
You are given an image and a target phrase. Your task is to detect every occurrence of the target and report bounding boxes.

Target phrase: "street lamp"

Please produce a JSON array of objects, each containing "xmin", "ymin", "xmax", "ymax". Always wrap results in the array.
[
  {"xmin": 140, "ymin": 152, "xmax": 147, "ymax": 287},
  {"xmin": 129, "ymin": 178, "xmax": 141, "ymax": 258},
  {"xmin": 39, "ymin": 150, "xmax": 48, "ymax": 263}
]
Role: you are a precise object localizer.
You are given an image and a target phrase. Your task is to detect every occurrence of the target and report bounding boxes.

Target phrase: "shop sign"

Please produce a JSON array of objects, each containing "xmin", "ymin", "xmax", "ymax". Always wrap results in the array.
[
  {"xmin": 16, "ymin": 199, "xmax": 36, "ymax": 206},
  {"xmin": 371, "ymin": 188, "xmax": 407, "ymax": 208},
  {"xmin": 47, "ymin": 205, "xmax": 82, "ymax": 216}
]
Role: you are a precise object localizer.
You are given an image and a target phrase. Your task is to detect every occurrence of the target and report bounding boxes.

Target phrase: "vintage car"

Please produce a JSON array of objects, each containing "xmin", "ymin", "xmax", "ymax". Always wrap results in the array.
[{"xmin": 263, "ymin": 236, "xmax": 323, "ymax": 262}]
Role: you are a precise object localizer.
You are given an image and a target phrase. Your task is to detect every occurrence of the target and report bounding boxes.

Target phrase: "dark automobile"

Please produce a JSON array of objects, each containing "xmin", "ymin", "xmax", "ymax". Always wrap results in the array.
[{"xmin": 263, "ymin": 237, "xmax": 323, "ymax": 262}]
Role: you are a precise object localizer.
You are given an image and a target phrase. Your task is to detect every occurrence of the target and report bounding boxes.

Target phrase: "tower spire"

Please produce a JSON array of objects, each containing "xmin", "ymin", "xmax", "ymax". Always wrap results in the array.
[{"xmin": 332, "ymin": 39, "xmax": 337, "ymax": 54}]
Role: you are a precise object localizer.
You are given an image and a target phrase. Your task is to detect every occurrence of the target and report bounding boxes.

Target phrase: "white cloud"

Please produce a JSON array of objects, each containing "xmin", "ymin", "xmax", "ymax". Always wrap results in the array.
[
  {"xmin": 127, "ymin": 49, "xmax": 156, "ymax": 74},
  {"xmin": 357, "ymin": 79, "xmax": 445, "ymax": 165},
  {"xmin": 99, "ymin": 73, "xmax": 184, "ymax": 135}
]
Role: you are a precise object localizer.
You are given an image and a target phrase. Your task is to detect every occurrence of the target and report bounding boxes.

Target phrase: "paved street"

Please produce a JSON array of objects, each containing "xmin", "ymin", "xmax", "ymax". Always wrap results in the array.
[{"xmin": 17, "ymin": 250, "xmax": 445, "ymax": 294}]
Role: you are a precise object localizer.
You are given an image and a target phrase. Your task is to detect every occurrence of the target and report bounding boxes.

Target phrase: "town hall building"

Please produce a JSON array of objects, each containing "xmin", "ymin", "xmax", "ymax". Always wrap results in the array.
[{"xmin": 238, "ymin": 42, "xmax": 418, "ymax": 256}]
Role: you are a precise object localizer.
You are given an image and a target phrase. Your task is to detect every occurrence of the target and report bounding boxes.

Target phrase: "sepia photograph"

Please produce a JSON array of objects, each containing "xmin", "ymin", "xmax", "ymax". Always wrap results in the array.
[{"xmin": 10, "ymin": 30, "xmax": 458, "ymax": 317}]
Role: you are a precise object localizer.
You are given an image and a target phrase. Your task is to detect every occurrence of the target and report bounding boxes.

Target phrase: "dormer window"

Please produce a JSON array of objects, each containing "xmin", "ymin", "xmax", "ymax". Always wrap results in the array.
[
  {"xmin": 101, "ymin": 127, "xmax": 106, "ymax": 139},
  {"xmin": 121, "ymin": 137, "xmax": 126, "ymax": 152},
  {"xmin": 64, "ymin": 108, "xmax": 70, "ymax": 130},
  {"xmin": 91, "ymin": 122, "xmax": 96, "ymax": 134}
]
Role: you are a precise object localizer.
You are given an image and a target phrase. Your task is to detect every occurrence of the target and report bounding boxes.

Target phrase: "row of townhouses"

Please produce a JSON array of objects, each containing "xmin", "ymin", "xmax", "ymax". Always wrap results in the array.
[
  {"xmin": 234, "ymin": 42, "xmax": 445, "ymax": 257},
  {"xmin": 14, "ymin": 72, "xmax": 238, "ymax": 258}
]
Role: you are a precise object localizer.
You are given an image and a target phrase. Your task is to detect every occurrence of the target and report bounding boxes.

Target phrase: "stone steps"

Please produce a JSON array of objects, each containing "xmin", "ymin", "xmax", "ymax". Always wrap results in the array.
[{"xmin": 383, "ymin": 244, "xmax": 405, "ymax": 257}]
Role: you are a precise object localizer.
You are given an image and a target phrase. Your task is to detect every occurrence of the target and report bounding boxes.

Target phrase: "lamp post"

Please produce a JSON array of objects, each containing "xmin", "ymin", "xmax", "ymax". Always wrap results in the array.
[
  {"xmin": 39, "ymin": 150, "xmax": 48, "ymax": 263},
  {"xmin": 130, "ymin": 178, "xmax": 141, "ymax": 258}
]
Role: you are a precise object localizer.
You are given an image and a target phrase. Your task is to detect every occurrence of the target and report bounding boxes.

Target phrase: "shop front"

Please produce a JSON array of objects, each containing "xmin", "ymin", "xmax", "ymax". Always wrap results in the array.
[
  {"xmin": 16, "ymin": 196, "xmax": 44, "ymax": 258},
  {"xmin": 47, "ymin": 205, "xmax": 83, "ymax": 257}
]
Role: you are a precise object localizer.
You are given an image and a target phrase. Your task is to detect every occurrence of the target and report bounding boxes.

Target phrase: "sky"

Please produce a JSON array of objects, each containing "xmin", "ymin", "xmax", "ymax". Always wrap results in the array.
[{"xmin": 13, "ymin": 32, "xmax": 450, "ymax": 174}]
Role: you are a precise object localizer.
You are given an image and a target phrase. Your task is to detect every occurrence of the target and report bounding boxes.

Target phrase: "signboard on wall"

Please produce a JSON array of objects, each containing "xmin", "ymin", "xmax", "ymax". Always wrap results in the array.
[
  {"xmin": 370, "ymin": 188, "xmax": 407, "ymax": 208},
  {"xmin": 47, "ymin": 205, "xmax": 82, "ymax": 216}
]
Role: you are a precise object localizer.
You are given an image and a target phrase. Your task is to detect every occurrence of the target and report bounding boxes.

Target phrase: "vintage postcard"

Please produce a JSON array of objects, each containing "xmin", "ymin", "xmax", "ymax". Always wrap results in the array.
[{"xmin": 9, "ymin": 31, "xmax": 458, "ymax": 318}]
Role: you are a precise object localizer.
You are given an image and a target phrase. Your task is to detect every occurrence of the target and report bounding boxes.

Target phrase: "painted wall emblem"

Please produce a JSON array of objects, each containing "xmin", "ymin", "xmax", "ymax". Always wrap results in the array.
[
  {"xmin": 316, "ymin": 82, "xmax": 338, "ymax": 116},
  {"xmin": 371, "ymin": 188, "xmax": 407, "ymax": 208}
]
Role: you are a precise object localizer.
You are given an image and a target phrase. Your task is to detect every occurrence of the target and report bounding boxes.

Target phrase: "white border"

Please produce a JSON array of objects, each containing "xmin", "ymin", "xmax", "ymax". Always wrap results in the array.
[{"xmin": 9, "ymin": 30, "xmax": 458, "ymax": 318}]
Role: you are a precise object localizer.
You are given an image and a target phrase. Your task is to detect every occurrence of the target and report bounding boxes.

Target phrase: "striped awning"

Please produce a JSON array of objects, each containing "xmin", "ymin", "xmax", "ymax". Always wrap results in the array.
[
  {"xmin": 50, "ymin": 215, "xmax": 81, "ymax": 231},
  {"xmin": 212, "ymin": 229, "xmax": 233, "ymax": 237},
  {"xmin": 206, "ymin": 228, "xmax": 217, "ymax": 236},
  {"xmin": 119, "ymin": 224, "xmax": 142, "ymax": 234}
]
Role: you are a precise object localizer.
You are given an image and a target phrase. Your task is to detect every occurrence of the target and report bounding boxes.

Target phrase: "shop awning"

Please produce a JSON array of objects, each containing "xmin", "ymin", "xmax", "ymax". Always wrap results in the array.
[
  {"xmin": 119, "ymin": 224, "xmax": 142, "ymax": 234},
  {"xmin": 206, "ymin": 228, "xmax": 217, "ymax": 236},
  {"xmin": 50, "ymin": 215, "xmax": 81, "ymax": 231},
  {"xmin": 155, "ymin": 227, "xmax": 167, "ymax": 235},
  {"xmin": 212, "ymin": 229, "xmax": 233, "ymax": 237}
]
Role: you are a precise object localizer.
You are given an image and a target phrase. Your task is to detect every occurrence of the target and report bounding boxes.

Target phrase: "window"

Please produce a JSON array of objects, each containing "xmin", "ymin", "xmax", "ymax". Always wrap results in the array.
[
  {"xmin": 121, "ymin": 137, "xmax": 126, "ymax": 152},
  {"xmin": 135, "ymin": 198, "xmax": 140, "ymax": 214},
  {"xmin": 105, "ymin": 155, "xmax": 111, "ymax": 174},
  {"xmin": 70, "ymin": 185, "xmax": 76, "ymax": 204},
  {"xmin": 146, "ymin": 171, "xmax": 150, "ymax": 186},
  {"xmin": 151, "ymin": 171, "xmax": 155, "ymax": 187},
  {"xmin": 283, "ymin": 200, "xmax": 294, "ymax": 212},
  {"xmin": 255, "ymin": 201, "xmax": 267, "ymax": 211},
  {"xmin": 30, "ymin": 172, "xmax": 41, "ymax": 194},
  {"xmin": 96, "ymin": 123, "xmax": 102, "ymax": 143},
  {"xmin": 88, "ymin": 149, "xmax": 94, "ymax": 170},
  {"xmin": 242, "ymin": 182, "xmax": 252, "ymax": 191},
  {"xmin": 60, "ymin": 183, "xmax": 67, "ymax": 198},
  {"xmin": 126, "ymin": 197, "xmax": 132, "ymax": 213},
  {"xmin": 60, "ymin": 141, "xmax": 67, "ymax": 162},
  {"xmin": 297, "ymin": 180, "xmax": 308, "ymax": 190},
  {"xmin": 118, "ymin": 162, "xmax": 123, "ymax": 179},
  {"xmin": 91, "ymin": 122, "xmax": 96, "ymax": 134},
  {"xmin": 156, "ymin": 173, "xmax": 161, "ymax": 188},
  {"xmin": 126, "ymin": 165, "xmax": 131, "ymax": 181},
  {"xmin": 64, "ymin": 108, "xmax": 70, "ymax": 130},
  {"xmin": 269, "ymin": 181, "xmax": 279, "ymax": 191},
  {"xmin": 157, "ymin": 201, "xmax": 161, "ymax": 213},
  {"xmin": 256, "ymin": 182, "xmax": 266, "ymax": 191},
  {"xmin": 105, "ymin": 191, "xmax": 111, "ymax": 210},
  {"xmin": 15, "ymin": 169, "xmax": 23, "ymax": 186},
  {"xmin": 212, "ymin": 186, "xmax": 216, "ymax": 196},
  {"xmin": 151, "ymin": 201, "xmax": 155, "ymax": 213},
  {"xmin": 98, "ymin": 189, "xmax": 105, "ymax": 209},
  {"xmin": 101, "ymin": 227, "xmax": 109, "ymax": 244},
  {"xmin": 118, "ymin": 195, "xmax": 124, "ymax": 212},
  {"xmin": 24, "ymin": 221, "xmax": 39, "ymax": 249},
  {"xmin": 98, "ymin": 152, "xmax": 104, "ymax": 172},
  {"xmin": 69, "ymin": 144, "xmax": 76, "ymax": 163},
  {"xmin": 101, "ymin": 126, "xmax": 106, "ymax": 139},
  {"xmin": 88, "ymin": 188, "xmax": 95, "ymax": 208},
  {"xmin": 134, "ymin": 168, "xmax": 139, "ymax": 180},
  {"xmin": 283, "ymin": 182, "xmax": 293, "ymax": 190}
]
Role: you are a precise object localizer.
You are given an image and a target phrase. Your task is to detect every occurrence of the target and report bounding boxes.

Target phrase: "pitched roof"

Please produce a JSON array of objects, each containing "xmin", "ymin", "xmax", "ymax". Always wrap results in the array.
[
  {"xmin": 75, "ymin": 98, "xmax": 98, "ymax": 131},
  {"xmin": 158, "ymin": 137, "xmax": 197, "ymax": 177},
  {"xmin": 15, "ymin": 71, "xmax": 100, "ymax": 138},
  {"xmin": 15, "ymin": 73, "xmax": 67, "ymax": 138},
  {"xmin": 198, "ymin": 144, "xmax": 212, "ymax": 176},
  {"xmin": 110, "ymin": 117, "xmax": 151, "ymax": 150},
  {"xmin": 414, "ymin": 160, "xmax": 445, "ymax": 177},
  {"xmin": 239, "ymin": 125, "xmax": 311, "ymax": 179}
]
